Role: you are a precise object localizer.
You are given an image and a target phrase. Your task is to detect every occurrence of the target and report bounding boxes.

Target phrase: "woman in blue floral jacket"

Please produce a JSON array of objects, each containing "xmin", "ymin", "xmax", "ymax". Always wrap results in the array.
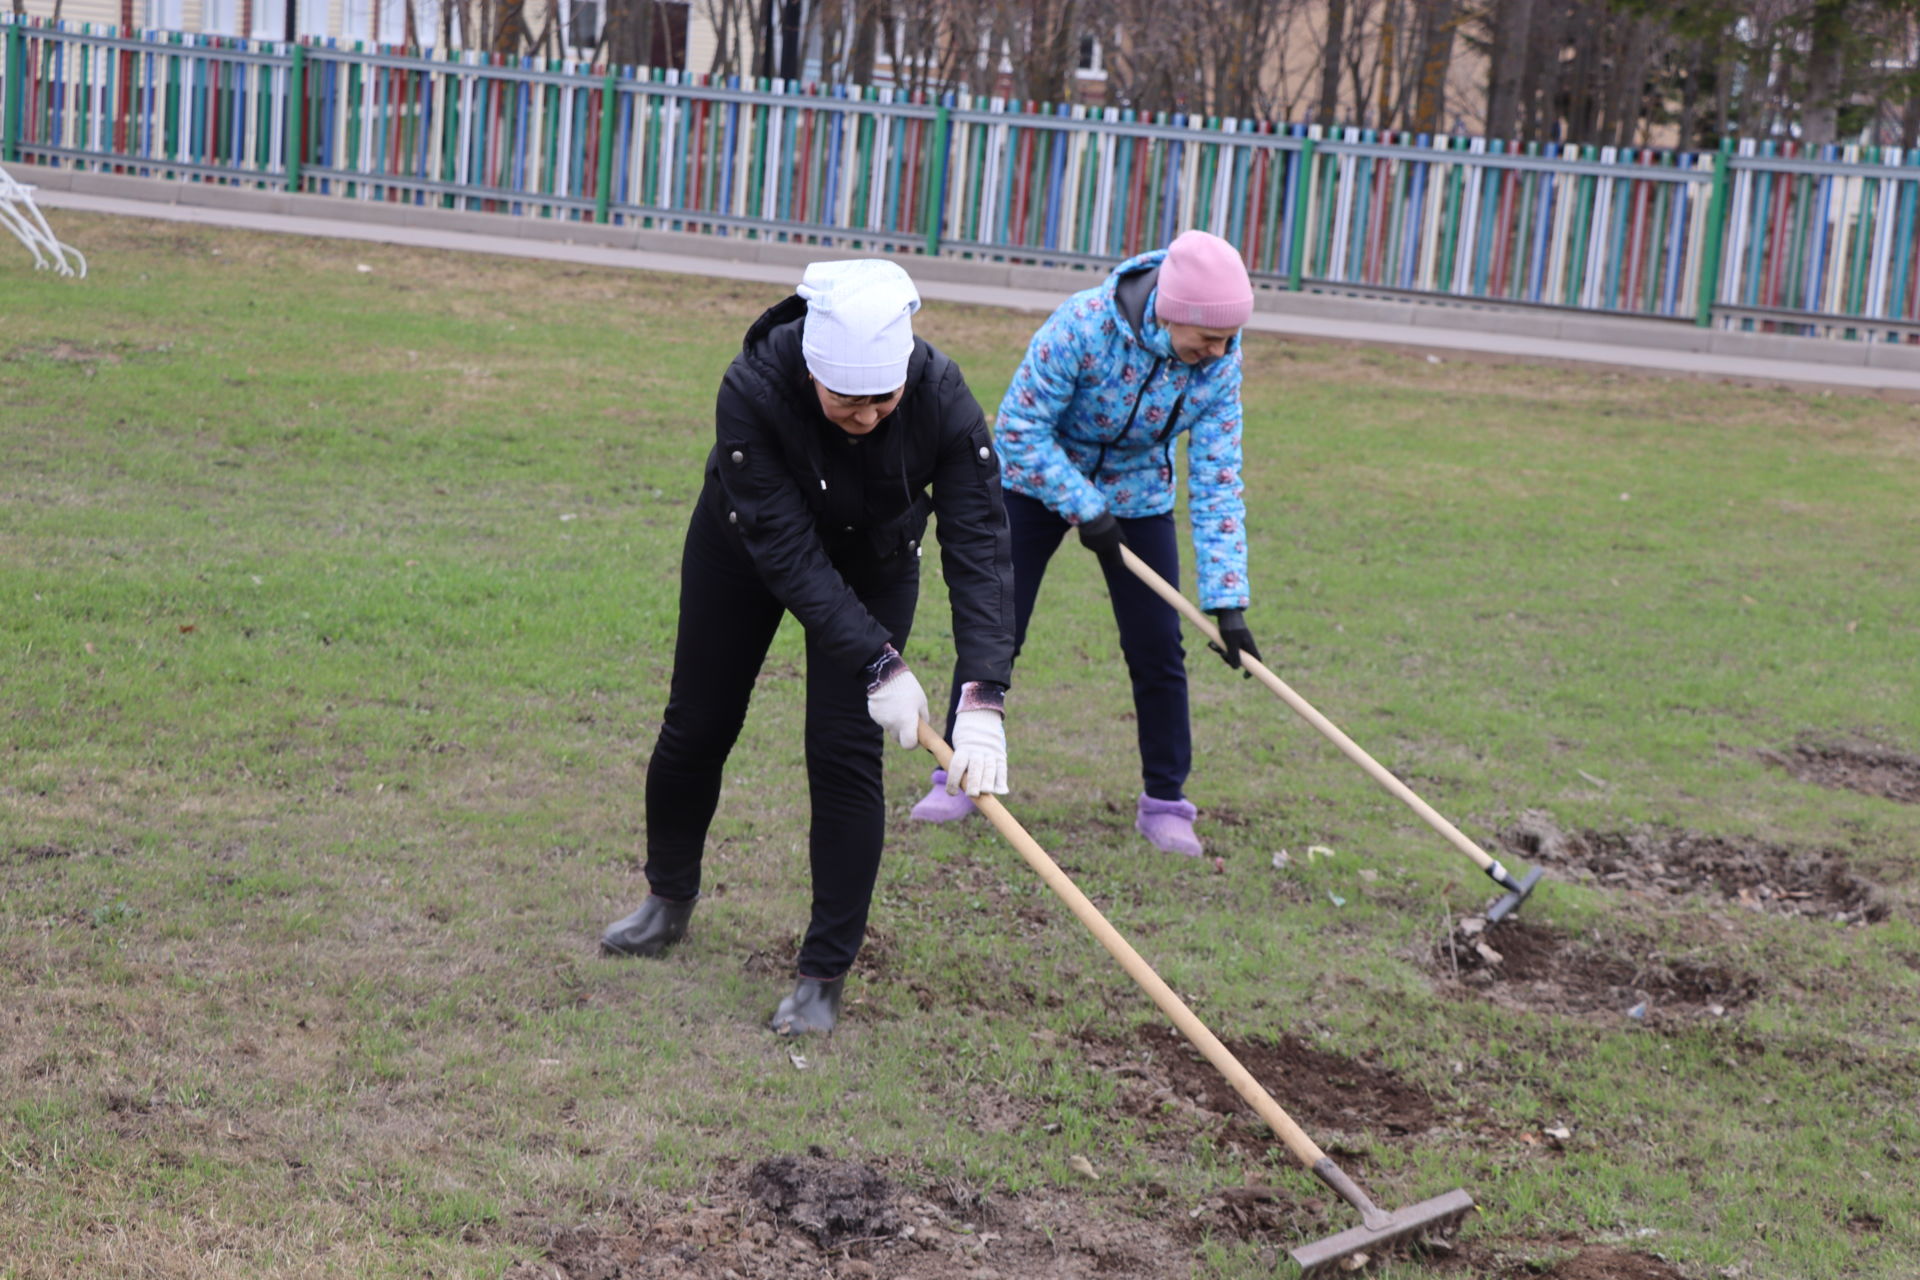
[{"xmin": 914, "ymin": 230, "xmax": 1262, "ymax": 856}]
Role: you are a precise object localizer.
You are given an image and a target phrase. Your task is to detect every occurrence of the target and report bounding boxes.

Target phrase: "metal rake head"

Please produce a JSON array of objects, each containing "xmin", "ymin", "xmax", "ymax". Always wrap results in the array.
[
  {"xmin": 1486, "ymin": 865, "xmax": 1546, "ymax": 925},
  {"xmin": 1288, "ymin": 1188, "xmax": 1475, "ymax": 1278}
]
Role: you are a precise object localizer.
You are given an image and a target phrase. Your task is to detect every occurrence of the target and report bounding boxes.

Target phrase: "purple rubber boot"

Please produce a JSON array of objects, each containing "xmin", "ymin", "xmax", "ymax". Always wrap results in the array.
[
  {"xmin": 909, "ymin": 769, "xmax": 976, "ymax": 822},
  {"xmin": 1136, "ymin": 794, "xmax": 1204, "ymax": 857}
]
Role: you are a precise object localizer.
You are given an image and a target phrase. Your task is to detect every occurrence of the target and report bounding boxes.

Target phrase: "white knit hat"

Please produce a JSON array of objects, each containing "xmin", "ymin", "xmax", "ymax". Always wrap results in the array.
[{"xmin": 797, "ymin": 259, "xmax": 921, "ymax": 395}]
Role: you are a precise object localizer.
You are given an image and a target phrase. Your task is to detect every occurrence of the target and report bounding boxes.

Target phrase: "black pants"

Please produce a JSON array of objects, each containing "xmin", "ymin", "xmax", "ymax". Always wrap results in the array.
[
  {"xmin": 945, "ymin": 491, "xmax": 1190, "ymax": 801},
  {"xmin": 644, "ymin": 502, "xmax": 919, "ymax": 980}
]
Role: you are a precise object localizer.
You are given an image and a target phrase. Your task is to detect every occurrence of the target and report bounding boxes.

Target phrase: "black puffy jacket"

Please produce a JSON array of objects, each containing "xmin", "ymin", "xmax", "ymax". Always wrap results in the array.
[{"xmin": 698, "ymin": 295, "xmax": 1016, "ymax": 687}]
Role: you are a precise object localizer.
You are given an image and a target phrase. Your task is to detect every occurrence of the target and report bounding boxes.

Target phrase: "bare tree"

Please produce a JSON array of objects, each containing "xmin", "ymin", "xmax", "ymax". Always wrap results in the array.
[
  {"xmin": 666, "ymin": 0, "xmax": 1920, "ymax": 145},
  {"xmin": 1318, "ymin": 0, "xmax": 1350, "ymax": 121},
  {"xmin": 1095, "ymin": 0, "xmax": 1302, "ymax": 117},
  {"xmin": 1484, "ymin": 0, "xmax": 1535, "ymax": 137},
  {"xmin": 1411, "ymin": 0, "xmax": 1463, "ymax": 131}
]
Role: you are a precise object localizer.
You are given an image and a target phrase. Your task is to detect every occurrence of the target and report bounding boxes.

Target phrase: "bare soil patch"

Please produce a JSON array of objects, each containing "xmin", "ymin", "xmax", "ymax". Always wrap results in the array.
[
  {"xmin": 1436, "ymin": 918, "xmax": 1760, "ymax": 1022},
  {"xmin": 1762, "ymin": 739, "xmax": 1920, "ymax": 806},
  {"xmin": 1509, "ymin": 1244, "xmax": 1692, "ymax": 1279},
  {"xmin": 1083, "ymin": 1023, "xmax": 1441, "ymax": 1138},
  {"xmin": 1503, "ymin": 812, "xmax": 1888, "ymax": 924},
  {"xmin": 3, "ymin": 843, "xmax": 79, "ymax": 866},
  {"xmin": 504, "ymin": 1154, "xmax": 1185, "ymax": 1279}
]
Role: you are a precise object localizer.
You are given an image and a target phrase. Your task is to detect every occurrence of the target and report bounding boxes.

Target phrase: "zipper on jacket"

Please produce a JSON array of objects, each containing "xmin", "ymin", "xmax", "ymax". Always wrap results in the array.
[{"xmin": 1091, "ymin": 358, "xmax": 1164, "ymax": 482}]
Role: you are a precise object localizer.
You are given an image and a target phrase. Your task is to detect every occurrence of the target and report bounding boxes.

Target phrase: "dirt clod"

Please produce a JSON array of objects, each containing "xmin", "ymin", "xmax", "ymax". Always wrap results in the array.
[
  {"xmin": 1764, "ymin": 739, "xmax": 1920, "ymax": 805},
  {"xmin": 746, "ymin": 1155, "xmax": 903, "ymax": 1244},
  {"xmin": 1502, "ymin": 816, "xmax": 1888, "ymax": 924},
  {"xmin": 1437, "ymin": 919, "xmax": 1760, "ymax": 1021}
]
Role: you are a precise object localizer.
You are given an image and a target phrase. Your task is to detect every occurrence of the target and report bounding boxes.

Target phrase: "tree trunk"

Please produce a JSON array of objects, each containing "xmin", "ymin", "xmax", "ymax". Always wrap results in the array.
[
  {"xmin": 1485, "ymin": 0, "xmax": 1535, "ymax": 140},
  {"xmin": 702, "ymin": 0, "xmax": 734, "ymax": 75},
  {"xmin": 847, "ymin": 0, "xmax": 879, "ymax": 84},
  {"xmin": 1318, "ymin": 0, "xmax": 1348, "ymax": 124},
  {"xmin": 1801, "ymin": 0, "xmax": 1849, "ymax": 146},
  {"xmin": 1410, "ymin": 0, "xmax": 1457, "ymax": 133},
  {"xmin": 1030, "ymin": 0, "xmax": 1077, "ymax": 103},
  {"xmin": 1903, "ymin": 17, "xmax": 1920, "ymax": 148},
  {"xmin": 1564, "ymin": 1, "xmax": 1598, "ymax": 143},
  {"xmin": 1529, "ymin": 0, "xmax": 1568, "ymax": 142},
  {"xmin": 1905, "ymin": 21, "xmax": 1920, "ymax": 146},
  {"xmin": 1609, "ymin": 16, "xmax": 1651, "ymax": 148},
  {"xmin": 1377, "ymin": 2, "xmax": 1397, "ymax": 126},
  {"xmin": 1677, "ymin": 41, "xmax": 1700, "ymax": 150}
]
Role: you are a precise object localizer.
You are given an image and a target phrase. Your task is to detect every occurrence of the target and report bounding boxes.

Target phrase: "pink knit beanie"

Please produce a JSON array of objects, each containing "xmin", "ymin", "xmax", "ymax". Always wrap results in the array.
[{"xmin": 1155, "ymin": 230, "xmax": 1253, "ymax": 329}]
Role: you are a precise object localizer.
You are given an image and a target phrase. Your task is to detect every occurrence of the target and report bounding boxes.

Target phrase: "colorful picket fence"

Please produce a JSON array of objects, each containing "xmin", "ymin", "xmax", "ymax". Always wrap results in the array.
[
  {"xmin": 1719, "ymin": 139, "xmax": 1920, "ymax": 330},
  {"xmin": 5, "ymin": 17, "xmax": 1918, "ymax": 337}
]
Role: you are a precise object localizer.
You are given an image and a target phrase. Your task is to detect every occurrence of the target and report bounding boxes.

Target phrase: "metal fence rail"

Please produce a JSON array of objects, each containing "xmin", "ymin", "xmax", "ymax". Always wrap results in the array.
[{"xmin": 4, "ymin": 17, "xmax": 1917, "ymax": 339}]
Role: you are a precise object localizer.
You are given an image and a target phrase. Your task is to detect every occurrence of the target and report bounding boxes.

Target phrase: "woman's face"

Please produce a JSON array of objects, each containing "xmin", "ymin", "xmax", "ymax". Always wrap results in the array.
[
  {"xmin": 1164, "ymin": 321, "xmax": 1238, "ymax": 365},
  {"xmin": 813, "ymin": 379, "xmax": 905, "ymax": 435}
]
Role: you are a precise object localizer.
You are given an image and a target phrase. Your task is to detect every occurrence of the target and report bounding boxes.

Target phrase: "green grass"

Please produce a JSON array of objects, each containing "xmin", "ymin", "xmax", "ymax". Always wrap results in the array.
[{"xmin": 2, "ymin": 213, "xmax": 1918, "ymax": 1279}]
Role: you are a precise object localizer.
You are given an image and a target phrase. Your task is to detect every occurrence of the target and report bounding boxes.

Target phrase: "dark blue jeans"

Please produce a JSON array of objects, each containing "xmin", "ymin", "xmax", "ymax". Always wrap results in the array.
[{"xmin": 945, "ymin": 491, "xmax": 1190, "ymax": 802}]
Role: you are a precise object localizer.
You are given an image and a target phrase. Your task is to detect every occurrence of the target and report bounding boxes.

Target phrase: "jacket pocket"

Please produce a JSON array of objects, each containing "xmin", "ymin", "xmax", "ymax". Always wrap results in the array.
[{"xmin": 864, "ymin": 493, "xmax": 932, "ymax": 561}]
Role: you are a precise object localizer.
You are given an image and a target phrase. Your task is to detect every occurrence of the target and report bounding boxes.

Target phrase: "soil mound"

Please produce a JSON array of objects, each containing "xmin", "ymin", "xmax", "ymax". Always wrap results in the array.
[
  {"xmin": 1517, "ymin": 1244, "xmax": 1692, "ymax": 1279},
  {"xmin": 746, "ymin": 1154, "xmax": 903, "ymax": 1244},
  {"xmin": 1437, "ymin": 918, "xmax": 1760, "ymax": 1021},
  {"xmin": 1504, "ymin": 813, "xmax": 1886, "ymax": 924}
]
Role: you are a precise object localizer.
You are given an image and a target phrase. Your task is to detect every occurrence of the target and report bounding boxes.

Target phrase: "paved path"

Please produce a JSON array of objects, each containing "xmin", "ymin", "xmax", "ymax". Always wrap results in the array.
[{"xmin": 35, "ymin": 188, "xmax": 1920, "ymax": 398}]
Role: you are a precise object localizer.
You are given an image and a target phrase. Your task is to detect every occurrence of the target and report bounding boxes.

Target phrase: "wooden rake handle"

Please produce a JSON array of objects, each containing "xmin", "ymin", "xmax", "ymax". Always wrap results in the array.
[
  {"xmin": 915, "ymin": 719, "xmax": 1329, "ymax": 1173},
  {"xmin": 1116, "ymin": 545, "xmax": 1506, "ymax": 879}
]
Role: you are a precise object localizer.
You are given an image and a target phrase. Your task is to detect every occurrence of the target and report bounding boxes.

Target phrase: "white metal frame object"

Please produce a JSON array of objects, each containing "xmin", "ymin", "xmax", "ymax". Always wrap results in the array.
[{"xmin": 0, "ymin": 164, "xmax": 88, "ymax": 278}]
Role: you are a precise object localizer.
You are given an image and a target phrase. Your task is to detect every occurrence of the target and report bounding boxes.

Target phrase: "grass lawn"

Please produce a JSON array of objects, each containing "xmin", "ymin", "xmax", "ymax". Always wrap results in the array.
[{"xmin": 3, "ymin": 212, "xmax": 1917, "ymax": 1280}]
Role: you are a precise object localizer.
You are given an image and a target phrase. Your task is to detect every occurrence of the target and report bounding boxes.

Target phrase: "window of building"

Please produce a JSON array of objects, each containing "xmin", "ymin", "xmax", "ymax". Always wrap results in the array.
[
  {"xmin": 1076, "ymin": 34, "xmax": 1105, "ymax": 80},
  {"xmin": 203, "ymin": 0, "xmax": 242, "ymax": 34},
  {"xmin": 563, "ymin": 0, "xmax": 600, "ymax": 54},
  {"xmin": 250, "ymin": 0, "xmax": 284, "ymax": 40},
  {"xmin": 297, "ymin": 0, "xmax": 328, "ymax": 40}
]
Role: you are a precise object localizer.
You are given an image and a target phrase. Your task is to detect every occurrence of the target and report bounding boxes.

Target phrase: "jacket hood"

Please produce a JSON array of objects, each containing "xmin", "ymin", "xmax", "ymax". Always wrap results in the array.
[{"xmin": 1102, "ymin": 250, "xmax": 1174, "ymax": 358}]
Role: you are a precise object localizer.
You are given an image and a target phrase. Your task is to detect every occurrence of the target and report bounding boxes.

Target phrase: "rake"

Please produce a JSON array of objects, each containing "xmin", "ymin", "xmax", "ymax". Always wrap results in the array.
[
  {"xmin": 918, "ymin": 722, "xmax": 1475, "ymax": 1276},
  {"xmin": 1118, "ymin": 546, "xmax": 1543, "ymax": 924}
]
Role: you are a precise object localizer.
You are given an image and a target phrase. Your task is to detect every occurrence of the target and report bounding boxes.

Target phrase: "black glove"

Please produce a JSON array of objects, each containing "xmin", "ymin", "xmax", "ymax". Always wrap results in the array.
[
  {"xmin": 1077, "ymin": 511, "xmax": 1126, "ymax": 565},
  {"xmin": 1208, "ymin": 608, "xmax": 1260, "ymax": 677}
]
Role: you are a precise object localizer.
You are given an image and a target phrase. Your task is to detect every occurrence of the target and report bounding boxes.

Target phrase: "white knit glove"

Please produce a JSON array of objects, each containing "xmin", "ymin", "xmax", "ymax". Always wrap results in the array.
[
  {"xmin": 864, "ymin": 646, "xmax": 929, "ymax": 749},
  {"xmin": 946, "ymin": 709, "xmax": 1008, "ymax": 796}
]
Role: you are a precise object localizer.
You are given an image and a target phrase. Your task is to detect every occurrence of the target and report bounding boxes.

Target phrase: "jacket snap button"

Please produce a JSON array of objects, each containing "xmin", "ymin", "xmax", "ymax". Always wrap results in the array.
[
  {"xmin": 730, "ymin": 450, "xmax": 744, "ymax": 465},
  {"xmin": 907, "ymin": 540, "xmax": 917, "ymax": 550},
  {"xmin": 844, "ymin": 525, "xmax": 855, "ymax": 533},
  {"xmin": 977, "ymin": 445, "xmax": 991, "ymax": 460},
  {"xmin": 728, "ymin": 511, "xmax": 738, "ymax": 524}
]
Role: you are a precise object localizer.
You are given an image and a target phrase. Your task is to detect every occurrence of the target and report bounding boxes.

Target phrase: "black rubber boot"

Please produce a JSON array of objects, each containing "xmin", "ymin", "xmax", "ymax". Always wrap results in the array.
[
  {"xmin": 599, "ymin": 894, "xmax": 697, "ymax": 958},
  {"xmin": 768, "ymin": 974, "xmax": 846, "ymax": 1036}
]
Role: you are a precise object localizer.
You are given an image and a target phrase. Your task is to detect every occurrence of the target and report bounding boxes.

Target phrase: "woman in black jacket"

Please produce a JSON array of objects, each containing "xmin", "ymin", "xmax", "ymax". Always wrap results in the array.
[{"xmin": 600, "ymin": 260, "xmax": 1016, "ymax": 1036}]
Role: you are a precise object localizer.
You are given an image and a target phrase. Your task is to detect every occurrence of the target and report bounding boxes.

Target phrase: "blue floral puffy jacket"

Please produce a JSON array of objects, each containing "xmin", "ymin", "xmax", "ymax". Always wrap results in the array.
[{"xmin": 995, "ymin": 249, "xmax": 1250, "ymax": 610}]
